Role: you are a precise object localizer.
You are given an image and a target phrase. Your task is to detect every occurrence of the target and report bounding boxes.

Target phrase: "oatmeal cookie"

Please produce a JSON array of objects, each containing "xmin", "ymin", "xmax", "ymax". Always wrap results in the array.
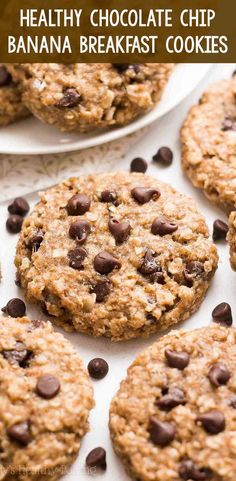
[
  {"xmin": 228, "ymin": 211, "xmax": 236, "ymax": 270},
  {"xmin": 0, "ymin": 65, "xmax": 29, "ymax": 126},
  {"xmin": 15, "ymin": 172, "xmax": 218, "ymax": 341},
  {"xmin": 7, "ymin": 63, "xmax": 174, "ymax": 133},
  {"xmin": 0, "ymin": 315, "xmax": 94, "ymax": 481},
  {"xmin": 110, "ymin": 325, "xmax": 236, "ymax": 481},
  {"xmin": 181, "ymin": 77, "xmax": 236, "ymax": 213}
]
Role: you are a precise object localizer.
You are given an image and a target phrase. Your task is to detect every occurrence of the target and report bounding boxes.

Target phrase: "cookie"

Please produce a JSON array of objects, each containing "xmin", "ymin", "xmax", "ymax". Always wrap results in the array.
[
  {"xmin": 15, "ymin": 172, "xmax": 218, "ymax": 341},
  {"xmin": 0, "ymin": 315, "xmax": 94, "ymax": 480},
  {"xmin": 110, "ymin": 325, "xmax": 236, "ymax": 481},
  {"xmin": 228, "ymin": 211, "xmax": 236, "ymax": 270},
  {"xmin": 7, "ymin": 63, "xmax": 174, "ymax": 133},
  {"xmin": 0, "ymin": 65, "xmax": 29, "ymax": 126},
  {"xmin": 181, "ymin": 77, "xmax": 236, "ymax": 213}
]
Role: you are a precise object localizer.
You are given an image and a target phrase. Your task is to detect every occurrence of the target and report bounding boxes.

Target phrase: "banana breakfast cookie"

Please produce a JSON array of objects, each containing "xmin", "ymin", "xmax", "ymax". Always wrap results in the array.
[
  {"xmin": 228, "ymin": 211, "xmax": 236, "ymax": 270},
  {"xmin": 110, "ymin": 325, "xmax": 236, "ymax": 481},
  {"xmin": 0, "ymin": 65, "xmax": 29, "ymax": 127},
  {"xmin": 181, "ymin": 77, "xmax": 236, "ymax": 213},
  {"xmin": 15, "ymin": 172, "xmax": 218, "ymax": 341},
  {"xmin": 0, "ymin": 315, "xmax": 94, "ymax": 481},
  {"xmin": 7, "ymin": 63, "xmax": 174, "ymax": 132}
]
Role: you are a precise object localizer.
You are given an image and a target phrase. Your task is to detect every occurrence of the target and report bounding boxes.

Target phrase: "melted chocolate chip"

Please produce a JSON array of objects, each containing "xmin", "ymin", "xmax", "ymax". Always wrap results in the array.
[
  {"xmin": 222, "ymin": 117, "xmax": 236, "ymax": 131},
  {"xmin": 184, "ymin": 261, "xmax": 205, "ymax": 284},
  {"xmin": 28, "ymin": 230, "xmax": 44, "ymax": 252},
  {"xmin": 156, "ymin": 387, "xmax": 185, "ymax": 411},
  {"xmin": 36, "ymin": 374, "xmax": 61, "ymax": 399},
  {"xmin": 6, "ymin": 215, "xmax": 23, "ymax": 234},
  {"xmin": 69, "ymin": 219, "xmax": 91, "ymax": 244},
  {"xmin": 131, "ymin": 187, "xmax": 161, "ymax": 204},
  {"xmin": 152, "ymin": 147, "xmax": 173, "ymax": 166},
  {"xmin": 108, "ymin": 218, "xmax": 131, "ymax": 244},
  {"xmin": 86, "ymin": 447, "xmax": 107, "ymax": 470},
  {"xmin": 55, "ymin": 88, "xmax": 81, "ymax": 108},
  {"xmin": 208, "ymin": 362, "xmax": 231, "ymax": 387},
  {"xmin": 88, "ymin": 358, "xmax": 109, "ymax": 379},
  {"xmin": 2, "ymin": 298, "xmax": 26, "ymax": 318},
  {"xmin": 68, "ymin": 247, "xmax": 87, "ymax": 270},
  {"xmin": 179, "ymin": 460, "xmax": 212, "ymax": 481},
  {"xmin": 165, "ymin": 349, "xmax": 190, "ymax": 370},
  {"xmin": 213, "ymin": 219, "xmax": 229, "ymax": 241},
  {"xmin": 148, "ymin": 417, "xmax": 176, "ymax": 447},
  {"xmin": 0, "ymin": 66, "xmax": 12, "ymax": 87},
  {"xmin": 2, "ymin": 342, "xmax": 33, "ymax": 368},
  {"xmin": 94, "ymin": 252, "xmax": 121, "ymax": 275},
  {"xmin": 151, "ymin": 217, "xmax": 178, "ymax": 236},
  {"xmin": 90, "ymin": 279, "xmax": 110, "ymax": 302},
  {"xmin": 139, "ymin": 249, "xmax": 163, "ymax": 280},
  {"xmin": 8, "ymin": 197, "xmax": 29, "ymax": 216},
  {"xmin": 66, "ymin": 194, "xmax": 90, "ymax": 216},
  {"xmin": 100, "ymin": 189, "xmax": 118, "ymax": 205},
  {"xmin": 130, "ymin": 157, "xmax": 148, "ymax": 173},
  {"xmin": 7, "ymin": 420, "xmax": 32, "ymax": 446},
  {"xmin": 197, "ymin": 410, "xmax": 225, "ymax": 434},
  {"xmin": 113, "ymin": 63, "xmax": 130, "ymax": 72},
  {"xmin": 212, "ymin": 302, "xmax": 233, "ymax": 326}
]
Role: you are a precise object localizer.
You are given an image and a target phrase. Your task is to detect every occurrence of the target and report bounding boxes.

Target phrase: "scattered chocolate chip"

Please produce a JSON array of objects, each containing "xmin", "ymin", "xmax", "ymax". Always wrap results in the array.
[
  {"xmin": 165, "ymin": 349, "xmax": 190, "ymax": 370},
  {"xmin": 55, "ymin": 88, "xmax": 81, "ymax": 108},
  {"xmin": 179, "ymin": 459, "xmax": 212, "ymax": 481},
  {"xmin": 229, "ymin": 396, "xmax": 236, "ymax": 408},
  {"xmin": 7, "ymin": 420, "xmax": 32, "ymax": 446},
  {"xmin": 2, "ymin": 298, "xmax": 26, "ymax": 318},
  {"xmin": 148, "ymin": 417, "xmax": 176, "ymax": 447},
  {"xmin": 94, "ymin": 252, "xmax": 121, "ymax": 275},
  {"xmin": 66, "ymin": 194, "xmax": 90, "ymax": 216},
  {"xmin": 8, "ymin": 197, "xmax": 29, "ymax": 216},
  {"xmin": 0, "ymin": 66, "xmax": 12, "ymax": 87},
  {"xmin": 213, "ymin": 219, "xmax": 228, "ymax": 241},
  {"xmin": 113, "ymin": 63, "xmax": 130, "ymax": 72},
  {"xmin": 222, "ymin": 117, "xmax": 236, "ymax": 131},
  {"xmin": 36, "ymin": 374, "xmax": 61, "ymax": 399},
  {"xmin": 88, "ymin": 358, "xmax": 109, "ymax": 380},
  {"xmin": 130, "ymin": 157, "xmax": 148, "ymax": 173},
  {"xmin": 212, "ymin": 302, "xmax": 233, "ymax": 326},
  {"xmin": 152, "ymin": 147, "xmax": 173, "ymax": 166},
  {"xmin": 28, "ymin": 230, "xmax": 44, "ymax": 252},
  {"xmin": 151, "ymin": 217, "xmax": 178, "ymax": 236},
  {"xmin": 68, "ymin": 247, "xmax": 87, "ymax": 270},
  {"xmin": 131, "ymin": 187, "xmax": 161, "ymax": 204},
  {"xmin": 69, "ymin": 219, "xmax": 91, "ymax": 244},
  {"xmin": 6, "ymin": 214, "xmax": 23, "ymax": 234},
  {"xmin": 184, "ymin": 261, "xmax": 205, "ymax": 284},
  {"xmin": 108, "ymin": 218, "xmax": 131, "ymax": 244},
  {"xmin": 90, "ymin": 279, "xmax": 110, "ymax": 302},
  {"xmin": 156, "ymin": 387, "xmax": 185, "ymax": 411},
  {"xmin": 197, "ymin": 410, "xmax": 225, "ymax": 434},
  {"xmin": 138, "ymin": 249, "xmax": 162, "ymax": 280},
  {"xmin": 86, "ymin": 447, "xmax": 107, "ymax": 470},
  {"xmin": 208, "ymin": 362, "xmax": 231, "ymax": 387},
  {"xmin": 2, "ymin": 342, "xmax": 33, "ymax": 368},
  {"xmin": 100, "ymin": 189, "xmax": 118, "ymax": 205}
]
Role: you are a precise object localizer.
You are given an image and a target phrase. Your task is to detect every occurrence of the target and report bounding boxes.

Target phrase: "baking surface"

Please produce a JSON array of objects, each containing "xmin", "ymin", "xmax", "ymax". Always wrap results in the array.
[{"xmin": 0, "ymin": 63, "xmax": 235, "ymax": 480}]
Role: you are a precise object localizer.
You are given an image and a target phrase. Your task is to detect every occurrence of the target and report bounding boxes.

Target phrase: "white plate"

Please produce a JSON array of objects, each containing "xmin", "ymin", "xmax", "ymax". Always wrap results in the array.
[{"xmin": 0, "ymin": 63, "xmax": 211, "ymax": 155}]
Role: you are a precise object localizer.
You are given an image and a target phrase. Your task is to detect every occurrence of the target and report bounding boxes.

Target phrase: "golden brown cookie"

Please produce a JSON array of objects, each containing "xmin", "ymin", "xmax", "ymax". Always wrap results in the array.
[{"xmin": 0, "ymin": 65, "xmax": 29, "ymax": 126}]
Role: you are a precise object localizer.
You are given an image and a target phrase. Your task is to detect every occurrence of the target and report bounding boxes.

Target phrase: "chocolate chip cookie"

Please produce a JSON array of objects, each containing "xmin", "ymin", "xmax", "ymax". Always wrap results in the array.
[
  {"xmin": 7, "ymin": 63, "xmax": 174, "ymax": 132},
  {"xmin": 228, "ymin": 211, "xmax": 236, "ymax": 270},
  {"xmin": 181, "ymin": 77, "xmax": 236, "ymax": 213},
  {"xmin": 0, "ymin": 65, "xmax": 29, "ymax": 126},
  {"xmin": 110, "ymin": 325, "xmax": 236, "ymax": 481},
  {"xmin": 15, "ymin": 172, "xmax": 218, "ymax": 341},
  {"xmin": 0, "ymin": 315, "xmax": 94, "ymax": 480}
]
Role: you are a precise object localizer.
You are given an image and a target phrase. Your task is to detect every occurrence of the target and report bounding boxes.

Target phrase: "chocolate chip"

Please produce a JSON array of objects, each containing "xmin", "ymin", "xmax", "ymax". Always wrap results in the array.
[
  {"xmin": 55, "ymin": 88, "xmax": 81, "ymax": 108},
  {"xmin": 86, "ymin": 447, "xmax": 107, "ymax": 470},
  {"xmin": 156, "ymin": 387, "xmax": 185, "ymax": 411},
  {"xmin": 6, "ymin": 215, "xmax": 23, "ymax": 234},
  {"xmin": 100, "ymin": 189, "xmax": 118, "ymax": 205},
  {"xmin": 197, "ymin": 410, "xmax": 225, "ymax": 434},
  {"xmin": 90, "ymin": 279, "xmax": 110, "ymax": 302},
  {"xmin": 88, "ymin": 358, "xmax": 109, "ymax": 380},
  {"xmin": 36, "ymin": 374, "xmax": 61, "ymax": 399},
  {"xmin": 152, "ymin": 146, "xmax": 173, "ymax": 166},
  {"xmin": 222, "ymin": 117, "xmax": 236, "ymax": 131},
  {"xmin": 184, "ymin": 261, "xmax": 205, "ymax": 284},
  {"xmin": 165, "ymin": 349, "xmax": 190, "ymax": 370},
  {"xmin": 131, "ymin": 187, "xmax": 161, "ymax": 204},
  {"xmin": 68, "ymin": 247, "xmax": 87, "ymax": 270},
  {"xmin": 208, "ymin": 362, "xmax": 231, "ymax": 387},
  {"xmin": 8, "ymin": 197, "xmax": 29, "ymax": 216},
  {"xmin": 2, "ymin": 342, "xmax": 33, "ymax": 368},
  {"xmin": 151, "ymin": 217, "xmax": 178, "ymax": 236},
  {"xmin": 69, "ymin": 219, "xmax": 91, "ymax": 244},
  {"xmin": 130, "ymin": 157, "xmax": 148, "ymax": 173},
  {"xmin": 138, "ymin": 249, "xmax": 164, "ymax": 284},
  {"xmin": 113, "ymin": 63, "xmax": 130, "ymax": 72},
  {"xmin": 28, "ymin": 230, "xmax": 44, "ymax": 252},
  {"xmin": 179, "ymin": 460, "xmax": 212, "ymax": 481},
  {"xmin": 148, "ymin": 417, "xmax": 175, "ymax": 447},
  {"xmin": 94, "ymin": 252, "xmax": 121, "ymax": 275},
  {"xmin": 2, "ymin": 298, "xmax": 26, "ymax": 318},
  {"xmin": 0, "ymin": 66, "xmax": 12, "ymax": 87},
  {"xmin": 66, "ymin": 194, "xmax": 90, "ymax": 215},
  {"xmin": 213, "ymin": 219, "xmax": 228, "ymax": 241},
  {"xmin": 7, "ymin": 420, "xmax": 32, "ymax": 446},
  {"xmin": 229, "ymin": 396, "xmax": 236, "ymax": 408},
  {"xmin": 212, "ymin": 302, "xmax": 233, "ymax": 326},
  {"xmin": 108, "ymin": 218, "xmax": 131, "ymax": 244}
]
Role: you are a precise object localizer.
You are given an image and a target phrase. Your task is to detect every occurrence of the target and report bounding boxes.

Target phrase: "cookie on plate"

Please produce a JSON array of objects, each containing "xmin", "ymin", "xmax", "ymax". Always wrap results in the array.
[
  {"xmin": 15, "ymin": 172, "xmax": 218, "ymax": 341},
  {"xmin": 228, "ymin": 211, "xmax": 236, "ymax": 270},
  {"xmin": 7, "ymin": 63, "xmax": 174, "ymax": 132},
  {"xmin": 0, "ymin": 315, "xmax": 94, "ymax": 480},
  {"xmin": 0, "ymin": 65, "xmax": 29, "ymax": 126},
  {"xmin": 110, "ymin": 325, "xmax": 236, "ymax": 481},
  {"xmin": 181, "ymin": 77, "xmax": 236, "ymax": 213}
]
